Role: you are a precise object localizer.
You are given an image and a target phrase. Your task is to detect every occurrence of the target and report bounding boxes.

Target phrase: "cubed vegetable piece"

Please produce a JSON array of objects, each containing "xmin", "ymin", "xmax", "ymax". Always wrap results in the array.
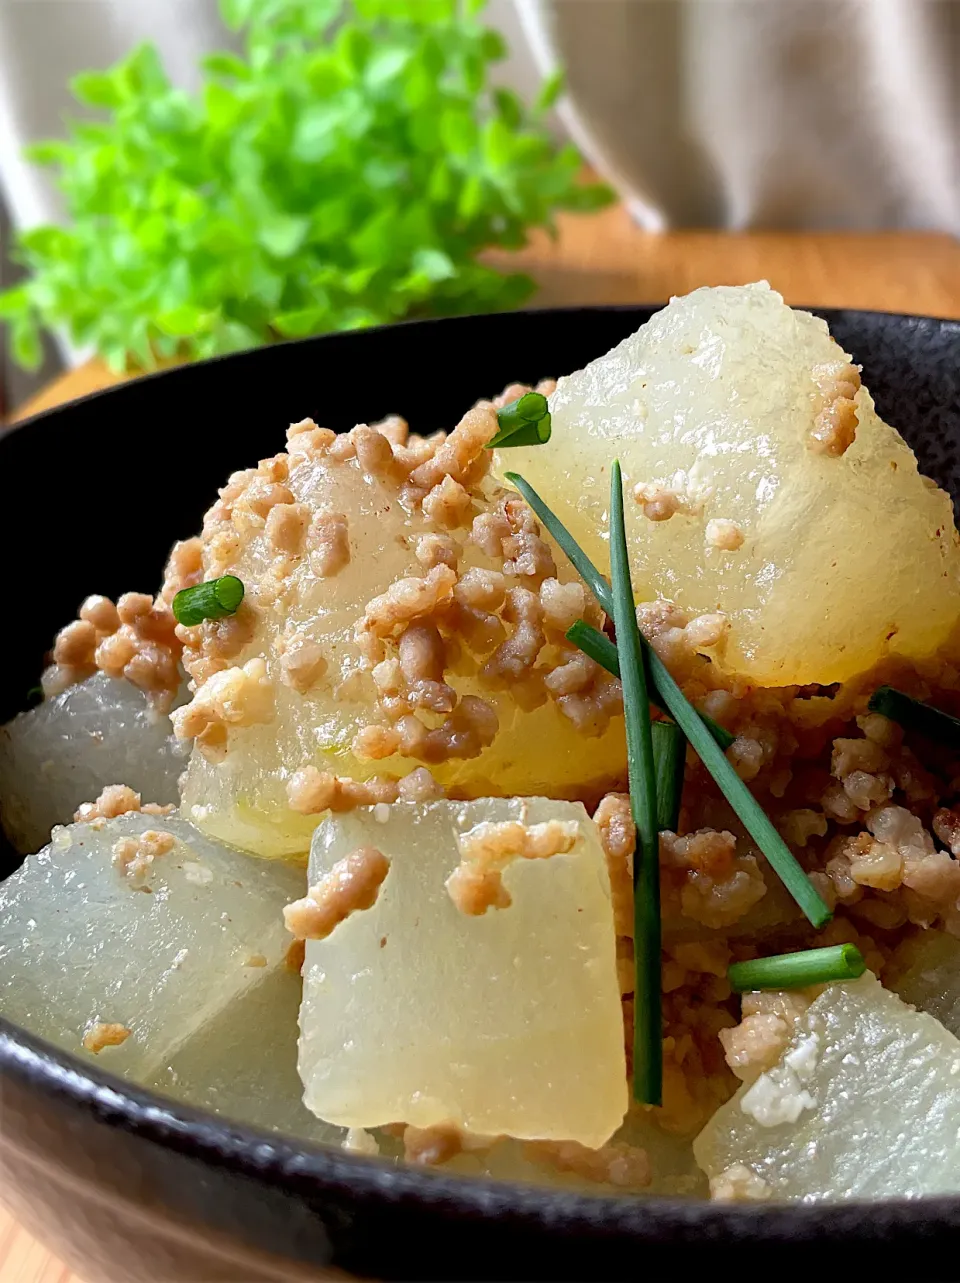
[
  {"xmin": 694, "ymin": 974, "xmax": 960, "ymax": 1200},
  {"xmin": 0, "ymin": 673, "xmax": 188, "ymax": 854},
  {"xmin": 299, "ymin": 798, "xmax": 627, "ymax": 1148},
  {"xmin": 500, "ymin": 282, "xmax": 960, "ymax": 686},
  {"xmin": 180, "ymin": 442, "xmax": 626, "ymax": 861},
  {"xmin": 889, "ymin": 930, "xmax": 960, "ymax": 1037},
  {"xmin": 0, "ymin": 812, "xmax": 305, "ymax": 1082},
  {"xmin": 148, "ymin": 966, "xmax": 339, "ymax": 1143}
]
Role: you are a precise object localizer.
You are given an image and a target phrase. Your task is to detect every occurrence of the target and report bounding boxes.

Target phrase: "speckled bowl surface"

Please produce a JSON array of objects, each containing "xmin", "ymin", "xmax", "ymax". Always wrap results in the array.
[{"xmin": 2, "ymin": 307, "xmax": 959, "ymax": 1283}]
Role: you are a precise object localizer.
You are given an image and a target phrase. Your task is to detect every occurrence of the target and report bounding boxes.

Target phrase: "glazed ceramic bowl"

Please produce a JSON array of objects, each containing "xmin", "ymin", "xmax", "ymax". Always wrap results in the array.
[{"xmin": 2, "ymin": 307, "xmax": 960, "ymax": 1282}]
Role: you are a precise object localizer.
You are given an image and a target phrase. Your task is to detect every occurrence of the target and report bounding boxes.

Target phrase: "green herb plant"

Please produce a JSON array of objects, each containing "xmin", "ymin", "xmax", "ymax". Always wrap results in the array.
[{"xmin": 0, "ymin": 0, "xmax": 611, "ymax": 373}]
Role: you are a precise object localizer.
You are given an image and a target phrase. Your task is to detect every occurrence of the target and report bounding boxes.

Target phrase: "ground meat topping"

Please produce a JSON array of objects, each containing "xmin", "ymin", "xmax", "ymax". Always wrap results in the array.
[
  {"xmin": 594, "ymin": 793, "xmax": 635, "ymax": 937},
  {"xmin": 539, "ymin": 577, "xmax": 587, "ymax": 633},
  {"xmin": 283, "ymin": 846, "xmax": 390, "ymax": 941},
  {"xmin": 74, "ymin": 784, "xmax": 174, "ymax": 826},
  {"xmin": 357, "ymin": 565, "xmax": 457, "ymax": 661},
  {"xmin": 660, "ymin": 829, "xmax": 768, "ymax": 929},
  {"xmin": 286, "ymin": 767, "xmax": 402, "ymax": 814},
  {"xmin": 709, "ymin": 1164, "xmax": 771, "ymax": 1202},
  {"xmin": 354, "ymin": 694, "xmax": 498, "ymax": 766},
  {"xmin": 720, "ymin": 1013, "xmax": 794, "ymax": 1085},
  {"xmin": 405, "ymin": 404, "xmax": 498, "ymax": 498},
  {"xmin": 808, "ymin": 358, "xmax": 861, "ymax": 457},
  {"xmin": 422, "ymin": 475, "xmax": 473, "ymax": 529},
  {"xmin": 396, "ymin": 767, "xmax": 445, "ymax": 802},
  {"xmin": 482, "ymin": 587, "xmax": 545, "ymax": 684},
  {"xmin": 446, "ymin": 818, "xmax": 579, "ymax": 915},
  {"xmin": 172, "ymin": 657, "xmax": 275, "ymax": 759},
  {"xmin": 82, "ymin": 1022, "xmax": 131, "ymax": 1055},
  {"xmin": 308, "ymin": 512, "xmax": 350, "ymax": 578},
  {"xmin": 45, "ymin": 583, "xmax": 184, "ymax": 712},
  {"xmin": 705, "ymin": 518, "xmax": 745, "ymax": 551},
  {"xmin": 401, "ymin": 1123, "xmax": 466, "ymax": 1166},
  {"xmin": 276, "ymin": 630, "xmax": 328, "ymax": 694},
  {"xmin": 633, "ymin": 482, "xmax": 702, "ymax": 522},
  {"xmin": 111, "ymin": 828, "xmax": 176, "ymax": 885},
  {"xmin": 525, "ymin": 1139, "xmax": 652, "ymax": 1190},
  {"xmin": 265, "ymin": 501, "xmax": 311, "ymax": 556},
  {"xmin": 415, "ymin": 533, "xmax": 459, "ymax": 571},
  {"xmin": 342, "ymin": 1128, "xmax": 380, "ymax": 1157}
]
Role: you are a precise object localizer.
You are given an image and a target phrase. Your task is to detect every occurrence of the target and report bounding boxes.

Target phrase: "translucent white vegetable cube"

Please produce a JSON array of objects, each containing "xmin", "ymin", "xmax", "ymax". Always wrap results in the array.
[
  {"xmin": 0, "ymin": 812, "xmax": 305, "ymax": 1082},
  {"xmin": 148, "ymin": 966, "xmax": 339, "ymax": 1143},
  {"xmin": 693, "ymin": 974, "xmax": 960, "ymax": 1200},
  {"xmin": 299, "ymin": 798, "xmax": 627, "ymax": 1148},
  {"xmin": 0, "ymin": 673, "xmax": 188, "ymax": 854},
  {"xmin": 501, "ymin": 282, "xmax": 960, "ymax": 686},
  {"xmin": 889, "ymin": 930, "xmax": 960, "ymax": 1038}
]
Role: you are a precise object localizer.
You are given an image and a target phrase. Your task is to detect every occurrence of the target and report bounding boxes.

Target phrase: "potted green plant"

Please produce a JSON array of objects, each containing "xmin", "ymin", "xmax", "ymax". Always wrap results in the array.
[{"xmin": 0, "ymin": 0, "xmax": 610, "ymax": 375}]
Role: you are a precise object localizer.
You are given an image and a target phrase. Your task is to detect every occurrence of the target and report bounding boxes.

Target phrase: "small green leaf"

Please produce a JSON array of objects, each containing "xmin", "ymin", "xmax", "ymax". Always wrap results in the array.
[
  {"xmin": 535, "ymin": 69, "xmax": 565, "ymax": 112},
  {"xmin": 0, "ymin": 286, "xmax": 30, "ymax": 319},
  {"xmin": 365, "ymin": 46, "xmax": 411, "ymax": 88},
  {"xmin": 205, "ymin": 82, "xmax": 244, "ymax": 129},
  {"xmin": 19, "ymin": 226, "xmax": 73, "ymax": 258},
  {"xmin": 273, "ymin": 306, "xmax": 331, "ymax": 338},
  {"xmin": 24, "ymin": 141, "xmax": 73, "ymax": 167},
  {"xmin": 218, "ymin": 0, "xmax": 259, "ymax": 30},
  {"xmin": 482, "ymin": 117, "xmax": 516, "ymax": 169},
  {"xmin": 202, "ymin": 51, "xmax": 252, "ymax": 80},
  {"xmin": 441, "ymin": 109, "xmax": 477, "ymax": 157},
  {"xmin": 71, "ymin": 70, "xmax": 126, "ymax": 109},
  {"xmin": 156, "ymin": 305, "xmax": 213, "ymax": 337},
  {"xmin": 257, "ymin": 215, "xmax": 310, "ymax": 259},
  {"xmin": 479, "ymin": 29, "xmax": 507, "ymax": 61},
  {"xmin": 11, "ymin": 317, "xmax": 42, "ymax": 371},
  {"xmin": 411, "ymin": 247, "xmax": 456, "ymax": 282},
  {"xmin": 494, "ymin": 88, "xmax": 522, "ymax": 129},
  {"xmin": 457, "ymin": 173, "xmax": 485, "ymax": 220}
]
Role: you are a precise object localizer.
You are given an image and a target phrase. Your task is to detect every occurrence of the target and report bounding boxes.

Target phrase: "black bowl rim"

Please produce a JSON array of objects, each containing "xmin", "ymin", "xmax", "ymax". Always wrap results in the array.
[{"xmin": 4, "ymin": 303, "xmax": 960, "ymax": 1246}]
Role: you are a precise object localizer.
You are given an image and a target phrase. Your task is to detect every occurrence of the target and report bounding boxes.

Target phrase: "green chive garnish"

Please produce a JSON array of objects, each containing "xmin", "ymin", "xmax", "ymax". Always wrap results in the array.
[
  {"xmin": 486, "ymin": 393, "xmax": 552, "ymax": 449},
  {"xmin": 173, "ymin": 575, "xmax": 245, "ymax": 627},
  {"xmin": 868, "ymin": 685, "xmax": 960, "ymax": 749},
  {"xmin": 506, "ymin": 470, "xmax": 831, "ymax": 931},
  {"xmin": 610, "ymin": 460, "xmax": 661, "ymax": 1107},
  {"xmin": 728, "ymin": 944, "xmax": 866, "ymax": 993},
  {"xmin": 565, "ymin": 619, "xmax": 735, "ymax": 750},
  {"xmin": 652, "ymin": 720, "xmax": 685, "ymax": 834}
]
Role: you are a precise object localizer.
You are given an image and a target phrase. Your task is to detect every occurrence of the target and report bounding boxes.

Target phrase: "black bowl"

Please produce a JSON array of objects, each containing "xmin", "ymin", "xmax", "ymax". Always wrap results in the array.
[{"xmin": 2, "ymin": 306, "xmax": 960, "ymax": 1283}]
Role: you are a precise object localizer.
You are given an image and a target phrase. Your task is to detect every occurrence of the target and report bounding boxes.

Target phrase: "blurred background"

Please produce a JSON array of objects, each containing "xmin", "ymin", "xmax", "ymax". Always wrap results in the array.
[{"xmin": 1, "ymin": 0, "xmax": 958, "ymax": 417}]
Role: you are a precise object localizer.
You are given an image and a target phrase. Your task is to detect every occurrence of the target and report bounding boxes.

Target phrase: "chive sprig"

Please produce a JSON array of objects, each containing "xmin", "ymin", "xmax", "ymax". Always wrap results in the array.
[
  {"xmin": 610, "ymin": 460, "xmax": 662, "ymax": 1106},
  {"xmin": 565, "ymin": 619, "xmax": 734, "ymax": 750},
  {"xmin": 505, "ymin": 469, "xmax": 831, "ymax": 931},
  {"xmin": 173, "ymin": 574, "xmax": 245, "ymax": 627},
  {"xmin": 868, "ymin": 686, "xmax": 960, "ymax": 750},
  {"xmin": 728, "ymin": 944, "xmax": 866, "ymax": 993},
  {"xmin": 652, "ymin": 720, "xmax": 685, "ymax": 834},
  {"xmin": 486, "ymin": 392, "xmax": 552, "ymax": 449}
]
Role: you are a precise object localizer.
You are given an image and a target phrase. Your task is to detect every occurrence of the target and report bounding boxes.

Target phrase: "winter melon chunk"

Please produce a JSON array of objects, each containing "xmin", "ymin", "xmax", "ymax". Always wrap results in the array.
[
  {"xmin": 889, "ymin": 930, "xmax": 960, "ymax": 1037},
  {"xmin": 0, "ymin": 672, "xmax": 187, "ymax": 855},
  {"xmin": 694, "ymin": 974, "xmax": 960, "ymax": 1200},
  {"xmin": 501, "ymin": 283, "xmax": 960, "ymax": 686},
  {"xmin": 0, "ymin": 811, "xmax": 304, "ymax": 1079},
  {"xmin": 298, "ymin": 798, "xmax": 627, "ymax": 1148}
]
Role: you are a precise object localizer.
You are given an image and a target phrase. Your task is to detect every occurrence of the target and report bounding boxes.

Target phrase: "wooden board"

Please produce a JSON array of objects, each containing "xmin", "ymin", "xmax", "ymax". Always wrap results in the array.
[
  {"xmin": 9, "ymin": 209, "xmax": 960, "ymax": 423},
  {"xmin": 3, "ymin": 211, "xmax": 960, "ymax": 1281}
]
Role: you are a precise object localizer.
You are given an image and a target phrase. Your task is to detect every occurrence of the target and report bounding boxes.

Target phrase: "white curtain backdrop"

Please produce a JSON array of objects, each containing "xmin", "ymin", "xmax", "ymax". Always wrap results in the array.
[{"xmin": 1, "ymin": 0, "xmax": 958, "ymax": 395}]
